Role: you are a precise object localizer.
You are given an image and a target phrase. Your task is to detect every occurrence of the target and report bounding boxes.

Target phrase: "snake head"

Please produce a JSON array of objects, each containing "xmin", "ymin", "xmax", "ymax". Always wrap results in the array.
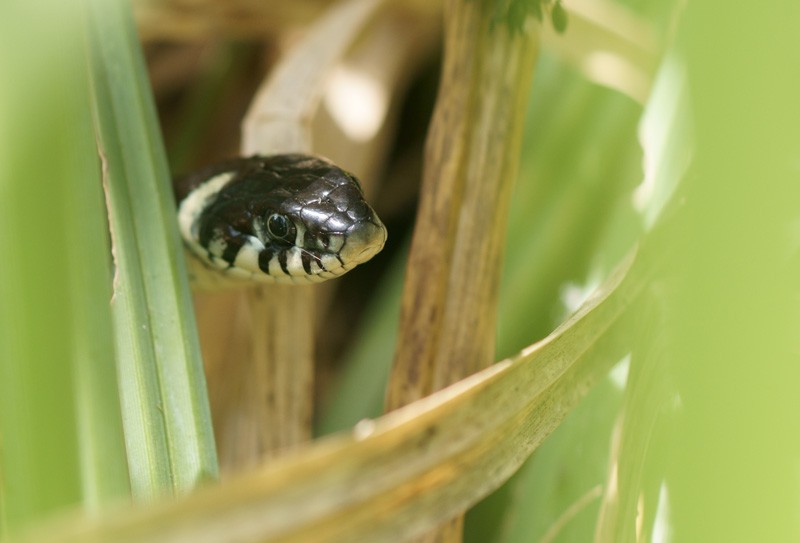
[{"xmin": 176, "ymin": 154, "xmax": 386, "ymax": 286}]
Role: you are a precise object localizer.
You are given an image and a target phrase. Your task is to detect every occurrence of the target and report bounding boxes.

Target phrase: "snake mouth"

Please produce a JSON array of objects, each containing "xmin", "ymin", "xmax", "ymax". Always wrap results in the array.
[
  {"xmin": 180, "ymin": 216, "xmax": 387, "ymax": 285},
  {"xmin": 190, "ymin": 219, "xmax": 387, "ymax": 286}
]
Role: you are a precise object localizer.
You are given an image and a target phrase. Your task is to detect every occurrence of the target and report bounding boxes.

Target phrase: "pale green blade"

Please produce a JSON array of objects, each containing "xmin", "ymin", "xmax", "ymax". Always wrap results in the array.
[
  {"xmin": 0, "ymin": 0, "xmax": 128, "ymax": 533},
  {"xmin": 658, "ymin": 2, "xmax": 800, "ymax": 541},
  {"xmin": 86, "ymin": 0, "xmax": 218, "ymax": 499}
]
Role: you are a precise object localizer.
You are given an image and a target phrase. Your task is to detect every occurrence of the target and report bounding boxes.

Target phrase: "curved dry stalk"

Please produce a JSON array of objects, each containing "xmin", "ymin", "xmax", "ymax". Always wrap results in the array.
[
  {"xmin": 132, "ymin": 0, "xmax": 332, "ymax": 41},
  {"xmin": 240, "ymin": 0, "xmax": 385, "ymax": 156},
  {"xmin": 15, "ymin": 245, "xmax": 646, "ymax": 543}
]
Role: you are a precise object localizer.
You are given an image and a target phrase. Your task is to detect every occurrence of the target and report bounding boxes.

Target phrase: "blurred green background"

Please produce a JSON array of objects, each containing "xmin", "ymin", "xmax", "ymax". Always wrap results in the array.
[{"xmin": 2, "ymin": 0, "xmax": 799, "ymax": 541}]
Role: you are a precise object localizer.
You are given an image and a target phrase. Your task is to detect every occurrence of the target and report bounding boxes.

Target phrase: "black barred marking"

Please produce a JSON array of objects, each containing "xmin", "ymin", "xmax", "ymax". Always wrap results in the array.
[
  {"xmin": 301, "ymin": 251, "xmax": 313, "ymax": 274},
  {"xmin": 258, "ymin": 248, "xmax": 274, "ymax": 274},
  {"xmin": 278, "ymin": 250, "xmax": 289, "ymax": 275},
  {"xmin": 304, "ymin": 230, "xmax": 316, "ymax": 251},
  {"xmin": 221, "ymin": 240, "xmax": 241, "ymax": 266}
]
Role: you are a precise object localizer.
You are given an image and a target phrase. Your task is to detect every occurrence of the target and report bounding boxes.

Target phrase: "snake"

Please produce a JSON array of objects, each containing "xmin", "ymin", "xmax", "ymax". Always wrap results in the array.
[{"xmin": 175, "ymin": 153, "xmax": 386, "ymax": 288}]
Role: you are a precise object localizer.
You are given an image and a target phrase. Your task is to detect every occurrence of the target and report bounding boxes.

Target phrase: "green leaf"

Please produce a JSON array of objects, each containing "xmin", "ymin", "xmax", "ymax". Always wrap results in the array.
[
  {"xmin": 551, "ymin": 1, "xmax": 567, "ymax": 33},
  {"xmin": 660, "ymin": 2, "xmax": 800, "ymax": 541},
  {"xmin": 85, "ymin": 0, "xmax": 218, "ymax": 499},
  {"xmin": 0, "ymin": 0, "xmax": 128, "ymax": 533}
]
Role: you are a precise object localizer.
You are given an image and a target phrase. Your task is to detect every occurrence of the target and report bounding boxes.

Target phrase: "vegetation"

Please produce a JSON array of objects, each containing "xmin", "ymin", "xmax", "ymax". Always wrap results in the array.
[{"xmin": 1, "ymin": 0, "xmax": 798, "ymax": 542}]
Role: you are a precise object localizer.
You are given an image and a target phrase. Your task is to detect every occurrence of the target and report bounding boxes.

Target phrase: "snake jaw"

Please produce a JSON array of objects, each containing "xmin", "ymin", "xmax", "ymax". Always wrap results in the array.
[{"xmin": 177, "ymin": 154, "xmax": 386, "ymax": 287}]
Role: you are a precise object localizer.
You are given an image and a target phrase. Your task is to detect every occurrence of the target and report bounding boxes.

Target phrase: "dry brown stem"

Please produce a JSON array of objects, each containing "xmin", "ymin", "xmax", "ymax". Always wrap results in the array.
[{"xmin": 385, "ymin": 0, "xmax": 541, "ymax": 539}]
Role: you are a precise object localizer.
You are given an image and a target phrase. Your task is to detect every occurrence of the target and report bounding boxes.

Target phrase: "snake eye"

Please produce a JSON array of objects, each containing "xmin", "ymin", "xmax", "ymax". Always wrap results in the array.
[{"xmin": 266, "ymin": 213, "xmax": 291, "ymax": 240}]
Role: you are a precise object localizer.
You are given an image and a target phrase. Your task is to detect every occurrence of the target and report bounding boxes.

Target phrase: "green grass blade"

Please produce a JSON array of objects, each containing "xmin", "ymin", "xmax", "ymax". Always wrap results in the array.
[
  {"xmin": 86, "ymin": 0, "xmax": 218, "ymax": 499},
  {"xmin": 464, "ymin": 49, "xmax": 644, "ymax": 543},
  {"xmin": 497, "ymin": 53, "xmax": 644, "ymax": 359},
  {"xmin": 662, "ymin": 3, "xmax": 800, "ymax": 541},
  {"xmin": 0, "ymin": 0, "xmax": 128, "ymax": 533}
]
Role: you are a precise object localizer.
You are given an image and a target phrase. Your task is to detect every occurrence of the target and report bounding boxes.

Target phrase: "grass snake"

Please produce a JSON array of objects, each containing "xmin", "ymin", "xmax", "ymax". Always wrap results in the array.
[{"xmin": 176, "ymin": 154, "xmax": 386, "ymax": 288}]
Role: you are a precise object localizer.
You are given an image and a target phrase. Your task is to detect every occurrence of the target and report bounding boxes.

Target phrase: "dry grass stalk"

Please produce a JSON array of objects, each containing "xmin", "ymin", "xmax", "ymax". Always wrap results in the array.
[{"xmin": 385, "ymin": 0, "xmax": 541, "ymax": 540}]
